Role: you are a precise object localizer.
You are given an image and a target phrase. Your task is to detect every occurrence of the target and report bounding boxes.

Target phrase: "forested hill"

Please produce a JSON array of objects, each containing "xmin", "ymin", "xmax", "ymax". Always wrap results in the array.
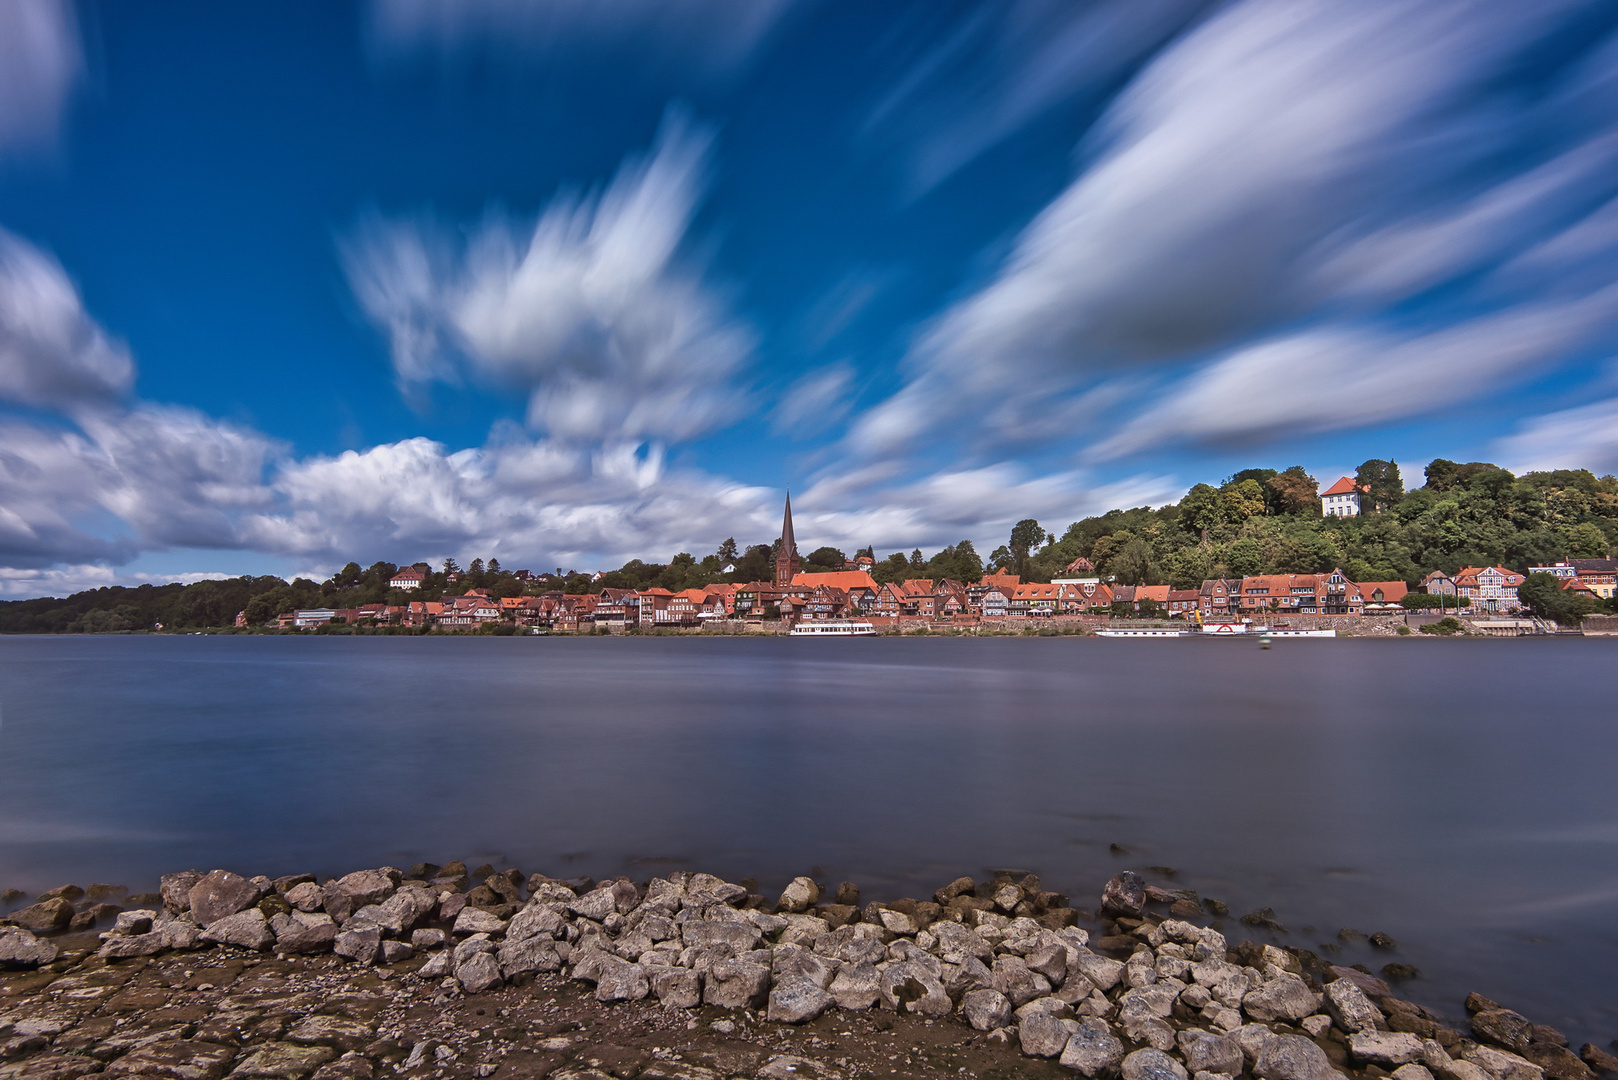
[{"xmin": 1, "ymin": 458, "xmax": 1614, "ymax": 633}]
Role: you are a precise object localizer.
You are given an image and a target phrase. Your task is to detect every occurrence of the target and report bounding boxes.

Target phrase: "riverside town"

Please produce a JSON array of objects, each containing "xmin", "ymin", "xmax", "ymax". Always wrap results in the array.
[{"xmin": 6, "ymin": 458, "xmax": 1613, "ymax": 638}]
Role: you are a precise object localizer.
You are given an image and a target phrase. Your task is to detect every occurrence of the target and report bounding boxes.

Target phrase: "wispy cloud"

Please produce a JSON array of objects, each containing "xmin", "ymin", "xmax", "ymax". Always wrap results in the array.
[
  {"xmin": 342, "ymin": 113, "xmax": 752, "ymax": 444},
  {"xmin": 772, "ymin": 363, "xmax": 855, "ymax": 437},
  {"xmin": 865, "ymin": 0, "xmax": 1215, "ymax": 195},
  {"xmin": 851, "ymin": 0, "xmax": 1618, "ymax": 461},
  {"xmin": 0, "ymin": 229, "xmax": 134, "ymax": 410},
  {"xmin": 1497, "ymin": 394, "xmax": 1618, "ymax": 475},
  {"xmin": 368, "ymin": 0, "xmax": 798, "ymax": 76},
  {"xmin": 0, "ymin": 0, "xmax": 82, "ymax": 155}
]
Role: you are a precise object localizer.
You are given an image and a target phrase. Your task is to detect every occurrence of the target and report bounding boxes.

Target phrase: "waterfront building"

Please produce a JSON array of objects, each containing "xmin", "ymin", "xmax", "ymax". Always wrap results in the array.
[
  {"xmin": 388, "ymin": 566, "xmax": 426, "ymax": 589},
  {"xmin": 1568, "ymin": 558, "xmax": 1617, "ymax": 598}
]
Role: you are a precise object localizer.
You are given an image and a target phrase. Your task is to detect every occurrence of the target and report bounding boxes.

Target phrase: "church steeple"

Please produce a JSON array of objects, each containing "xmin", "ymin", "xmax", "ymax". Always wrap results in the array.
[{"xmin": 775, "ymin": 491, "xmax": 800, "ymax": 588}]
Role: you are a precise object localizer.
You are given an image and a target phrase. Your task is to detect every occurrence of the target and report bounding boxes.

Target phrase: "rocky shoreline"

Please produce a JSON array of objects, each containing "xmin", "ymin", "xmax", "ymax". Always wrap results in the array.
[{"xmin": 3, "ymin": 864, "xmax": 1615, "ymax": 1080}]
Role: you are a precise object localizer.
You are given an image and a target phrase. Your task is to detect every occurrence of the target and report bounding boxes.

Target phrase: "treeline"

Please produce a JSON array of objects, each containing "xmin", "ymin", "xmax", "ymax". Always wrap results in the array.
[{"xmin": 3, "ymin": 458, "xmax": 1614, "ymax": 633}]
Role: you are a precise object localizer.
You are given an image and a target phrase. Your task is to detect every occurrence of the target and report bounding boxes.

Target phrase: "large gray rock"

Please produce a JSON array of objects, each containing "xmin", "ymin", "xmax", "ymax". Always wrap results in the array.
[
  {"xmin": 452, "ymin": 906, "xmax": 507, "ymax": 936},
  {"xmin": 878, "ymin": 960, "xmax": 951, "ymax": 1016},
  {"xmin": 960, "ymin": 988, "xmax": 1013, "ymax": 1031},
  {"xmin": 772, "ymin": 944, "xmax": 838, "ymax": 989},
  {"xmin": 1326, "ymin": 978, "xmax": 1386, "ymax": 1033},
  {"xmin": 828, "ymin": 959, "xmax": 881, "ymax": 1010},
  {"xmin": 704, "ymin": 958, "xmax": 771, "ymax": 1009},
  {"xmin": 1102, "ymin": 871, "xmax": 1147, "ymax": 917},
  {"xmin": 333, "ymin": 924, "xmax": 383, "ymax": 964},
  {"xmin": 354, "ymin": 887, "xmax": 436, "ymax": 937},
  {"xmin": 776, "ymin": 877, "xmax": 820, "ymax": 914},
  {"xmin": 813, "ymin": 926, "xmax": 886, "ymax": 966},
  {"xmin": 1074, "ymin": 949, "xmax": 1127, "ymax": 992},
  {"xmin": 506, "ymin": 904, "xmax": 566, "ymax": 943},
  {"xmin": 199, "ymin": 906, "xmax": 274, "ymax": 949},
  {"xmin": 1120, "ymin": 983, "xmax": 1180, "ymax": 1048},
  {"xmin": 284, "ymin": 881, "xmax": 324, "ymax": 912},
  {"xmin": 1472, "ymin": 1010, "xmax": 1536, "ymax": 1054},
  {"xmin": 8, "ymin": 897, "xmax": 74, "ymax": 933},
  {"xmin": 0, "ymin": 926, "xmax": 57, "ymax": 967},
  {"xmin": 112, "ymin": 910, "xmax": 155, "ymax": 935},
  {"xmin": 1255, "ymin": 1032, "xmax": 1345, "ymax": 1080},
  {"xmin": 991, "ymin": 956, "xmax": 1051, "ymax": 1007},
  {"xmin": 323, "ymin": 870, "xmax": 395, "ymax": 922},
  {"xmin": 271, "ymin": 911, "xmax": 337, "ymax": 954},
  {"xmin": 595, "ymin": 957, "xmax": 650, "ymax": 1002},
  {"xmin": 1123, "ymin": 1048, "xmax": 1190, "ymax": 1080},
  {"xmin": 497, "ymin": 935, "xmax": 564, "ymax": 977},
  {"xmin": 1020, "ymin": 1013, "xmax": 1082, "ymax": 1058},
  {"xmin": 1181, "ymin": 1030, "xmax": 1245, "ymax": 1075},
  {"xmin": 931, "ymin": 921, "xmax": 993, "ymax": 965},
  {"xmin": 652, "ymin": 967, "xmax": 703, "ymax": 1008},
  {"xmin": 100, "ymin": 930, "xmax": 168, "ymax": 958},
  {"xmin": 155, "ymin": 913, "xmax": 202, "ymax": 949},
  {"xmin": 1028, "ymin": 940, "xmax": 1070, "ymax": 985},
  {"xmin": 159, "ymin": 870, "xmax": 203, "ymax": 912},
  {"xmin": 456, "ymin": 950, "xmax": 504, "ymax": 994},
  {"xmin": 1464, "ymin": 1046, "xmax": 1545, "ymax": 1080},
  {"xmin": 682, "ymin": 919, "xmax": 761, "ymax": 952},
  {"xmin": 1244, "ymin": 974, "xmax": 1323, "ymax": 1021},
  {"xmin": 187, "ymin": 869, "xmax": 262, "ymax": 927},
  {"xmin": 1350, "ymin": 1033, "xmax": 1429, "ymax": 1066},
  {"xmin": 1061, "ymin": 1019, "xmax": 1126, "ymax": 1077},
  {"xmin": 768, "ymin": 975, "xmax": 835, "ymax": 1024}
]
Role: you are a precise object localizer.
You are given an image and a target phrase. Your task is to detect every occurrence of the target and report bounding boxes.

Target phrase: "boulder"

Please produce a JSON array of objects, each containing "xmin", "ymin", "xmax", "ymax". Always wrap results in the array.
[
  {"xmin": 199, "ymin": 907, "xmax": 274, "ymax": 950},
  {"xmin": 187, "ymin": 870, "xmax": 263, "ymax": 927},
  {"xmin": 271, "ymin": 911, "xmax": 337, "ymax": 954},
  {"xmin": 1244, "ymin": 974, "xmax": 1322, "ymax": 1022},
  {"xmin": 0, "ymin": 926, "xmax": 57, "ymax": 967},
  {"xmin": 497, "ymin": 935, "xmax": 564, "ymax": 977},
  {"xmin": 456, "ymin": 950, "xmax": 504, "ymax": 994},
  {"xmin": 878, "ymin": 960, "xmax": 951, "ymax": 1016},
  {"xmin": 595, "ymin": 957, "xmax": 650, "ymax": 1002},
  {"xmin": 1466, "ymin": 1047, "xmax": 1545, "ymax": 1080},
  {"xmin": 960, "ymin": 988, "xmax": 1013, "ymax": 1031},
  {"xmin": 777, "ymin": 877, "xmax": 820, "ymax": 914},
  {"xmin": 705, "ymin": 958, "xmax": 771, "ymax": 1009},
  {"xmin": 1474, "ymin": 1010, "xmax": 1537, "ymax": 1054},
  {"xmin": 1256, "ymin": 1033, "xmax": 1345, "ymax": 1080},
  {"xmin": 567, "ymin": 885, "xmax": 619, "ymax": 922},
  {"xmin": 652, "ymin": 967, "xmax": 703, "ymax": 1008},
  {"xmin": 991, "ymin": 956, "xmax": 1051, "ymax": 1007},
  {"xmin": 284, "ymin": 882, "xmax": 323, "ymax": 913},
  {"xmin": 1326, "ymin": 978, "xmax": 1386, "ymax": 1033},
  {"xmin": 506, "ymin": 905, "xmax": 566, "ymax": 943},
  {"xmin": 7, "ymin": 897, "xmax": 73, "ymax": 933},
  {"xmin": 772, "ymin": 944, "xmax": 838, "ymax": 990},
  {"xmin": 1102, "ymin": 871, "xmax": 1146, "ymax": 917},
  {"xmin": 333, "ymin": 924, "xmax": 383, "ymax": 965},
  {"xmin": 1579, "ymin": 1045, "xmax": 1618, "ymax": 1077},
  {"xmin": 1522, "ymin": 1046, "xmax": 1595, "ymax": 1080},
  {"xmin": 1123, "ymin": 1048, "xmax": 1190, "ymax": 1080},
  {"xmin": 1020, "ymin": 1013, "xmax": 1082, "ymax": 1058},
  {"xmin": 1351, "ymin": 1032, "xmax": 1429, "ymax": 1066},
  {"xmin": 112, "ymin": 910, "xmax": 155, "ymax": 935},
  {"xmin": 1181, "ymin": 1030, "xmax": 1244, "ymax": 1075},
  {"xmin": 159, "ymin": 870, "xmax": 203, "ymax": 912},
  {"xmin": 452, "ymin": 907, "xmax": 507, "ymax": 936},
  {"xmin": 768, "ymin": 975, "xmax": 835, "ymax": 1024},
  {"xmin": 1060, "ymin": 1018, "xmax": 1126, "ymax": 1077},
  {"xmin": 828, "ymin": 959, "xmax": 882, "ymax": 1010},
  {"xmin": 1395, "ymin": 1067, "xmax": 1438, "ymax": 1080}
]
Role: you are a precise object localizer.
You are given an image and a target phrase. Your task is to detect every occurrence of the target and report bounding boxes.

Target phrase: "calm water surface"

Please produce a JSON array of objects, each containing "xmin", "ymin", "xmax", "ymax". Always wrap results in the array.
[{"xmin": 0, "ymin": 635, "xmax": 1614, "ymax": 1039}]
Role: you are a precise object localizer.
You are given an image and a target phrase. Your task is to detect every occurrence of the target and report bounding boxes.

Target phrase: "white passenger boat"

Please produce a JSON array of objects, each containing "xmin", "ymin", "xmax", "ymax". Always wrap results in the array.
[
  {"xmin": 1093, "ymin": 627, "xmax": 1191, "ymax": 638},
  {"xmin": 1253, "ymin": 627, "xmax": 1336, "ymax": 637},
  {"xmin": 789, "ymin": 620, "xmax": 879, "ymax": 636}
]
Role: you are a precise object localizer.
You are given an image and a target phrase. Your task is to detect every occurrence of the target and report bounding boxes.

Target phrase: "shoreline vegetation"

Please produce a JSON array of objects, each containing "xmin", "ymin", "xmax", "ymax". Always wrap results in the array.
[
  {"xmin": 3, "ymin": 864, "xmax": 1614, "ymax": 1080},
  {"xmin": 2, "ymin": 459, "xmax": 1615, "ymax": 636}
]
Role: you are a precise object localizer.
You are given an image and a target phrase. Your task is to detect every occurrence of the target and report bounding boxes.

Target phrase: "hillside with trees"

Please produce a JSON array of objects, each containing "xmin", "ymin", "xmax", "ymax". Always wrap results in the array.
[{"xmin": 2, "ymin": 458, "xmax": 1613, "ymax": 633}]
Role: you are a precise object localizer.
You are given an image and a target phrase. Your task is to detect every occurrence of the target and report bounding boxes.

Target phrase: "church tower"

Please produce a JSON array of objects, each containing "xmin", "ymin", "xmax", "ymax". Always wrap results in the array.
[{"xmin": 774, "ymin": 492, "xmax": 801, "ymax": 588}]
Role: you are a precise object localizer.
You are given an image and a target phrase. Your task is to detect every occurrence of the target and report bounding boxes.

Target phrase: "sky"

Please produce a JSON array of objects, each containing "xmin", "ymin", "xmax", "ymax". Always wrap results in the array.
[{"xmin": 3, "ymin": 0, "xmax": 1618, "ymax": 597}]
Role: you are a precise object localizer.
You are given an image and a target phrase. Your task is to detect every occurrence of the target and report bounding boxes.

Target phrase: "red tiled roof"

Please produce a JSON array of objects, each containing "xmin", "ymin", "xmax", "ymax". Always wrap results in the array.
[
  {"xmin": 1322, "ymin": 476, "xmax": 1361, "ymax": 496},
  {"xmin": 791, "ymin": 570, "xmax": 879, "ymax": 591}
]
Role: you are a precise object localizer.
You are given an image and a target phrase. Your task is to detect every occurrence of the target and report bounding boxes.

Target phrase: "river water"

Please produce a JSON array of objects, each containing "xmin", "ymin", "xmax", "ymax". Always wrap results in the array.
[{"xmin": 0, "ymin": 634, "xmax": 1614, "ymax": 1039}]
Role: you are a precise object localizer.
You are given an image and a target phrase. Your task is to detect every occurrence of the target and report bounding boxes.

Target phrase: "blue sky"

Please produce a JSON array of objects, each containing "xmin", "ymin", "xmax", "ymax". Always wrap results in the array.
[{"xmin": 4, "ymin": 0, "xmax": 1618, "ymax": 597}]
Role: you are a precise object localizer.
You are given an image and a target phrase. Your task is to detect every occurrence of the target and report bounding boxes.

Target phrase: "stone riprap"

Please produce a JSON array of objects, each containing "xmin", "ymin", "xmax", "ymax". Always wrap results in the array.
[{"xmin": 2, "ymin": 865, "xmax": 1614, "ymax": 1080}]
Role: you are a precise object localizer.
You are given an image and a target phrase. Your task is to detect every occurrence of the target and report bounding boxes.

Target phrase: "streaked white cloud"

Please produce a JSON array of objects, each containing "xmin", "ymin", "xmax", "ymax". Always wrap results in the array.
[
  {"xmin": 1094, "ymin": 285, "xmax": 1618, "ymax": 459},
  {"xmin": 343, "ymin": 114, "xmax": 752, "ymax": 444},
  {"xmin": 0, "ymin": 0, "xmax": 82, "ymax": 155},
  {"xmin": 866, "ymin": 0, "xmax": 1215, "ymax": 194},
  {"xmin": 852, "ymin": 0, "xmax": 1618, "ymax": 461},
  {"xmin": 772, "ymin": 363, "xmax": 854, "ymax": 437},
  {"xmin": 368, "ymin": 0, "xmax": 797, "ymax": 76},
  {"xmin": 1497, "ymin": 395, "xmax": 1618, "ymax": 475},
  {"xmin": 0, "ymin": 230, "xmax": 135, "ymax": 410}
]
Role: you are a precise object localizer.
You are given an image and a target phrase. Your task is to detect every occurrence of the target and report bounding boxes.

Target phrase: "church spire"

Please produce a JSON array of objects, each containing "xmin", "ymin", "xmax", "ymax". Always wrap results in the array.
[{"xmin": 775, "ymin": 491, "xmax": 800, "ymax": 587}]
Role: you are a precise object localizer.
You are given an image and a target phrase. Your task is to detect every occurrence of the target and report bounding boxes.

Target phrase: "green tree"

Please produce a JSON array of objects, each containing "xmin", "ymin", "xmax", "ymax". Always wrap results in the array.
[
  {"xmin": 1518, "ymin": 572, "xmax": 1597, "ymax": 626},
  {"xmin": 1562, "ymin": 521, "xmax": 1611, "ymax": 559},
  {"xmin": 806, "ymin": 546, "xmax": 847, "ymax": 570},
  {"xmin": 487, "ymin": 557, "xmax": 501, "ymax": 576},
  {"xmin": 910, "ymin": 549, "xmax": 926, "ymax": 571},
  {"xmin": 1267, "ymin": 466, "xmax": 1320, "ymax": 516},
  {"xmin": 717, "ymin": 538, "xmax": 739, "ymax": 563},
  {"xmin": 1356, "ymin": 459, "xmax": 1404, "ymax": 512},
  {"xmin": 1008, "ymin": 519, "xmax": 1046, "ymax": 577}
]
